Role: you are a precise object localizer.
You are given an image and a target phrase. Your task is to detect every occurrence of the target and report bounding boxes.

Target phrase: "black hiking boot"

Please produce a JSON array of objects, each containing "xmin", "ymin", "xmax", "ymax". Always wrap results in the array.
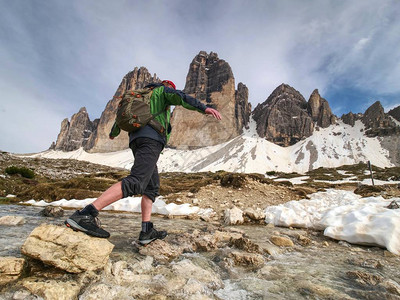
[
  {"xmin": 65, "ymin": 210, "xmax": 110, "ymax": 238},
  {"xmin": 139, "ymin": 224, "xmax": 167, "ymax": 245}
]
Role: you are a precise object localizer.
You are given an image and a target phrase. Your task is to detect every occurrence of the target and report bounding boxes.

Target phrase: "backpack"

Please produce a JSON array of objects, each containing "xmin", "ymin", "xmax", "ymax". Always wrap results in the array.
[{"xmin": 115, "ymin": 87, "xmax": 166, "ymax": 134}]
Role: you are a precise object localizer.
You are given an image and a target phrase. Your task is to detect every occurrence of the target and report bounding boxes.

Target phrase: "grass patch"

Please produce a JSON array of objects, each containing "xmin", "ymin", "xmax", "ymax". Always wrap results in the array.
[{"xmin": 5, "ymin": 166, "xmax": 35, "ymax": 179}]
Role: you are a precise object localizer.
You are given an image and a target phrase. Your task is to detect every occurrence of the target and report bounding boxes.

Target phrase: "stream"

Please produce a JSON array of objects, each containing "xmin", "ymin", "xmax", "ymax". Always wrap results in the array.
[{"xmin": 1, "ymin": 204, "xmax": 400, "ymax": 299}]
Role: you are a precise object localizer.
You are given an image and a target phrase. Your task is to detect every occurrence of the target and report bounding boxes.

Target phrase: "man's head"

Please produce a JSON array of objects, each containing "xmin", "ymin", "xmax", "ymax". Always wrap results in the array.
[{"xmin": 162, "ymin": 80, "xmax": 176, "ymax": 90}]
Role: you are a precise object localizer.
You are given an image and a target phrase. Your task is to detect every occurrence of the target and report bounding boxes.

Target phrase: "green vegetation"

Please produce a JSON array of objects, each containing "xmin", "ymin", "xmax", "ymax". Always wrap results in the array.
[{"xmin": 5, "ymin": 166, "xmax": 35, "ymax": 179}]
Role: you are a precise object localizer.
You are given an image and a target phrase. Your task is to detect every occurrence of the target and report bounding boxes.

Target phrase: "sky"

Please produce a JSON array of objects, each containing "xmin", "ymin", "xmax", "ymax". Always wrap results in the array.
[{"xmin": 1, "ymin": 0, "xmax": 399, "ymax": 154}]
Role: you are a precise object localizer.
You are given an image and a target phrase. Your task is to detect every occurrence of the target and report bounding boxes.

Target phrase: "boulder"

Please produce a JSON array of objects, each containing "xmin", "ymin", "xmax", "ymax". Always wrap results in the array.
[
  {"xmin": 269, "ymin": 235, "xmax": 294, "ymax": 247},
  {"xmin": 0, "ymin": 257, "xmax": 25, "ymax": 285},
  {"xmin": 138, "ymin": 240, "xmax": 183, "ymax": 263},
  {"xmin": 229, "ymin": 251, "xmax": 265, "ymax": 267},
  {"xmin": 0, "ymin": 216, "xmax": 25, "ymax": 226},
  {"xmin": 21, "ymin": 224, "xmax": 114, "ymax": 273},
  {"xmin": 244, "ymin": 208, "xmax": 266, "ymax": 221},
  {"xmin": 224, "ymin": 206, "xmax": 244, "ymax": 225},
  {"xmin": 39, "ymin": 206, "xmax": 64, "ymax": 217}
]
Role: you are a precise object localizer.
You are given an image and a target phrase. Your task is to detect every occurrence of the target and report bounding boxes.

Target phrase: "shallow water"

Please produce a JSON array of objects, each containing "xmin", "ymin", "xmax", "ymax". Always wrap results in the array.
[{"xmin": 1, "ymin": 204, "xmax": 400, "ymax": 299}]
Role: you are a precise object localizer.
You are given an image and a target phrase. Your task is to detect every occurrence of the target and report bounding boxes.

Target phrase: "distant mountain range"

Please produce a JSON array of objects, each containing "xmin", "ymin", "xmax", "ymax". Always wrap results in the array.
[{"xmin": 48, "ymin": 51, "xmax": 400, "ymax": 171}]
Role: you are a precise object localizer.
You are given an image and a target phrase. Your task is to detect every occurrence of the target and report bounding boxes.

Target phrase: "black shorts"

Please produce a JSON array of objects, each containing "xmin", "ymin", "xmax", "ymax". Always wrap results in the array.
[{"xmin": 121, "ymin": 137, "xmax": 163, "ymax": 202}]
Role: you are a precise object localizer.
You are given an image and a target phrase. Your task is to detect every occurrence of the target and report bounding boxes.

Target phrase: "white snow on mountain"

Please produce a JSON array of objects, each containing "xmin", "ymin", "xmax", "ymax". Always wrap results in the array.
[{"xmin": 29, "ymin": 119, "xmax": 394, "ymax": 174}]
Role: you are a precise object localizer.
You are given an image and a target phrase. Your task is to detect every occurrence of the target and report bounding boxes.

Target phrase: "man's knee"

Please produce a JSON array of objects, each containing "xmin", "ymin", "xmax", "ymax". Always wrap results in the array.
[{"xmin": 121, "ymin": 176, "xmax": 145, "ymax": 198}]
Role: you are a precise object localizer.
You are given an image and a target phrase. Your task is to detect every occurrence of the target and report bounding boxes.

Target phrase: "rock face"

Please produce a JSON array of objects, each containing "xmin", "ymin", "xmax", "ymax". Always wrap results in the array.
[
  {"xmin": 53, "ymin": 107, "xmax": 95, "ymax": 151},
  {"xmin": 308, "ymin": 89, "xmax": 336, "ymax": 128},
  {"xmin": 86, "ymin": 67, "xmax": 160, "ymax": 152},
  {"xmin": 253, "ymin": 84, "xmax": 335, "ymax": 147},
  {"xmin": 362, "ymin": 101, "xmax": 399, "ymax": 137},
  {"xmin": 52, "ymin": 67, "xmax": 160, "ymax": 153},
  {"xmin": 21, "ymin": 224, "xmax": 114, "ymax": 273},
  {"xmin": 341, "ymin": 112, "xmax": 362, "ymax": 126},
  {"xmin": 51, "ymin": 52, "xmax": 248, "ymax": 151},
  {"xmin": 168, "ymin": 51, "xmax": 251, "ymax": 149},
  {"xmin": 388, "ymin": 105, "xmax": 400, "ymax": 122}
]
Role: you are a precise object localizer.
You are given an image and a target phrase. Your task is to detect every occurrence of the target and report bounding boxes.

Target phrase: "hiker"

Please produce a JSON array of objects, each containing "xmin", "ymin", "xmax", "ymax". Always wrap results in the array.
[{"xmin": 65, "ymin": 80, "xmax": 222, "ymax": 244}]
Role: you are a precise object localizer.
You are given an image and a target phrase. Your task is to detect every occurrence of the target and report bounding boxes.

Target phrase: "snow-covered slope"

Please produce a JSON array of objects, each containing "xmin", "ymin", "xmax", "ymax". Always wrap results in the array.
[{"xmin": 30, "ymin": 119, "xmax": 394, "ymax": 174}]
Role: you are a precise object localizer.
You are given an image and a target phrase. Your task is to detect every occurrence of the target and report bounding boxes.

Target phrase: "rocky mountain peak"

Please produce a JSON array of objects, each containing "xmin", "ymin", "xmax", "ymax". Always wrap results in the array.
[
  {"xmin": 388, "ymin": 105, "xmax": 400, "ymax": 122},
  {"xmin": 84, "ymin": 67, "xmax": 161, "ymax": 153},
  {"xmin": 307, "ymin": 89, "xmax": 336, "ymax": 128},
  {"xmin": 252, "ymin": 83, "xmax": 313, "ymax": 146},
  {"xmin": 169, "ymin": 51, "xmax": 250, "ymax": 149},
  {"xmin": 53, "ymin": 107, "xmax": 94, "ymax": 151},
  {"xmin": 362, "ymin": 101, "xmax": 399, "ymax": 137},
  {"xmin": 252, "ymin": 84, "xmax": 336, "ymax": 147}
]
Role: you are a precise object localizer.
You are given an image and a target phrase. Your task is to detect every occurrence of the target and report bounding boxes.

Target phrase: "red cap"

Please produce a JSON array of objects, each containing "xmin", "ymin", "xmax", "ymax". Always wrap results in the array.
[{"xmin": 162, "ymin": 80, "xmax": 176, "ymax": 90}]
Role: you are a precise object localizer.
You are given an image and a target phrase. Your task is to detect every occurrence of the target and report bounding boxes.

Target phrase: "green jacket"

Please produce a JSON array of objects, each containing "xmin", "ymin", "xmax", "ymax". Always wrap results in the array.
[{"xmin": 109, "ymin": 83, "xmax": 207, "ymax": 142}]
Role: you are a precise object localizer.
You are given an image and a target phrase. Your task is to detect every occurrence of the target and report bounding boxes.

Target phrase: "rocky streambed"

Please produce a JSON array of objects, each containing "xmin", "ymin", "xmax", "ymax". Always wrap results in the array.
[{"xmin": 1, "ymin": 204, "xmax": 400, "ymax": 300}]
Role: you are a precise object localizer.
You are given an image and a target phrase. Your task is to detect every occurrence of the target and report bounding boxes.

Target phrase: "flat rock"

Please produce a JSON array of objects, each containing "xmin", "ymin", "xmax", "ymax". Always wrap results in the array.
[
  {"xmin": 0, "ymin": 216, "xmax": 25, "ymax": 226},
  {"xmin": 22, "ymin": 277, "xmax": 81, "ymax": 300},
  {"xmin": 0, "ymin": 257, "xmax": 25, "ymax": 285},
  {"xmin": 269, "ymin": 235, "xmax": 294, "ymax": 247},
  {"xmin": 138, "ymin": 240, "xmax": 183, "ymax": 262},
  {"xmin": 21, "ymin": 224, "xmax": 114, "ymax": 273}
]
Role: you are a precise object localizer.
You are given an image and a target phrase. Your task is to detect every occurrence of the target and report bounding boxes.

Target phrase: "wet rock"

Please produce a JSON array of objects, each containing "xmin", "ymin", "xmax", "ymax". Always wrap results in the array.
[
  {"xmin": 79, "ymin": 283, "xmax": 133, "ymax": 300},
  {"xmin": 22, "ymin": 277, "xmax": 81, "ymax": 300},
  {"xmin": 380, "ymin": 279, "xmax": 400, "ymax": 296},
  {"xmin": 0, "ymin": 216, "xmax": 25, "ymax": 226},
  {"xmin": 171, "ymin": 259, "xmax": 223, "ymax": 291},
  {"xmin": 12, "ymin": 290, "xmax": 36, "ymax": 300},
  {"xmin": 229, "ymin": 236, "xmax": 261, "ymax": 253},
  {"xmin": 229, "ymin": 251, "xmax": 265, "ymax": 267},
  {"xmin": 269, "ymin": 235, "xmax": 294, "ymax": 247},
  {"xmin": 39, "ymin": 206, "xmax": 64, "ymax": 217},
  {"xmin": 21, "ymin": 224, "xmax": 114, "ymax": 273},
  {"xmin": 244, "ymin": 208, "xmax": 265, "ymax": 221},
  {"xmin": 347, "ymin": 258, "xmax": 383, "ymax": 269},
  {"xmin": 138, "ymin": 240, "xmax": 183, "ymax": 262},
  {"xmin": 213, "ymin": 230, "xmax": 243, "ymax": 243},
  {"xmin": 346, "ymin": 270, "xmax": 384, "ymax": 286},
  {"xmin": 149, "ymin": 258, "xmax": 223, "ymax": 298},
  {"xmin": 297, "ymin": 280, "xmax": 350, "ymax": 299},
  {"xmin": 296, "ymin": 234, "xmax": 312, "ymax": 246},
  {"xmin": 262, "ymin": 243, "xmax": 284, "ymax": 256},
  {"xmin": 0, "ymin": 257, "xmax": 25, "ymax": 285},
  {"xmin": 108, "ymin": 257, "xmax": 154, "ymax": 288},
  {"xmin": 193, "ymin": 234, "xmax": 218, "ymax": 252},
  {"xmin": 224, "ymin": 206, "xmax": 244, "ymax": 225}
]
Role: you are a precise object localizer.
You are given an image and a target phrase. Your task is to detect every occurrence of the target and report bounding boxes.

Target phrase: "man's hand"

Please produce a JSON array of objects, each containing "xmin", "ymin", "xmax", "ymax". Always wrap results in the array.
[{"xmin": 205, "ymin": 108, "xmax": 222, "ymax": 120}]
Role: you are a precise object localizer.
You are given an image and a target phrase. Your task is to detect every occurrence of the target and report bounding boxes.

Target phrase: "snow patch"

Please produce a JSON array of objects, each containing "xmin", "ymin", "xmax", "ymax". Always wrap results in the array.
[{"xmin": 264, "ymin": 189, "xmax": 400, "ymax": 255}]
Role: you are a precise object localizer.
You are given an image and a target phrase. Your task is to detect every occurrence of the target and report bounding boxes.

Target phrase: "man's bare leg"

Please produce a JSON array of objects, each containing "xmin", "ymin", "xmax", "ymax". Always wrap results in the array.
[
  {"xmin": 91, "ymin": 181, "xmax": 123, "ymax": 211},
  {"xmin": 141, "ymin": 194, "xmax": 153, "ymax": 222}
]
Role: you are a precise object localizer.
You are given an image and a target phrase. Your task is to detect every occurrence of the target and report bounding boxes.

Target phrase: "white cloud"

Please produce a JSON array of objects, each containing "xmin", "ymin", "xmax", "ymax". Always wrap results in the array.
[{"xmin": 1, "ymin": 0, "xmax": 399, "ymax": 153}]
